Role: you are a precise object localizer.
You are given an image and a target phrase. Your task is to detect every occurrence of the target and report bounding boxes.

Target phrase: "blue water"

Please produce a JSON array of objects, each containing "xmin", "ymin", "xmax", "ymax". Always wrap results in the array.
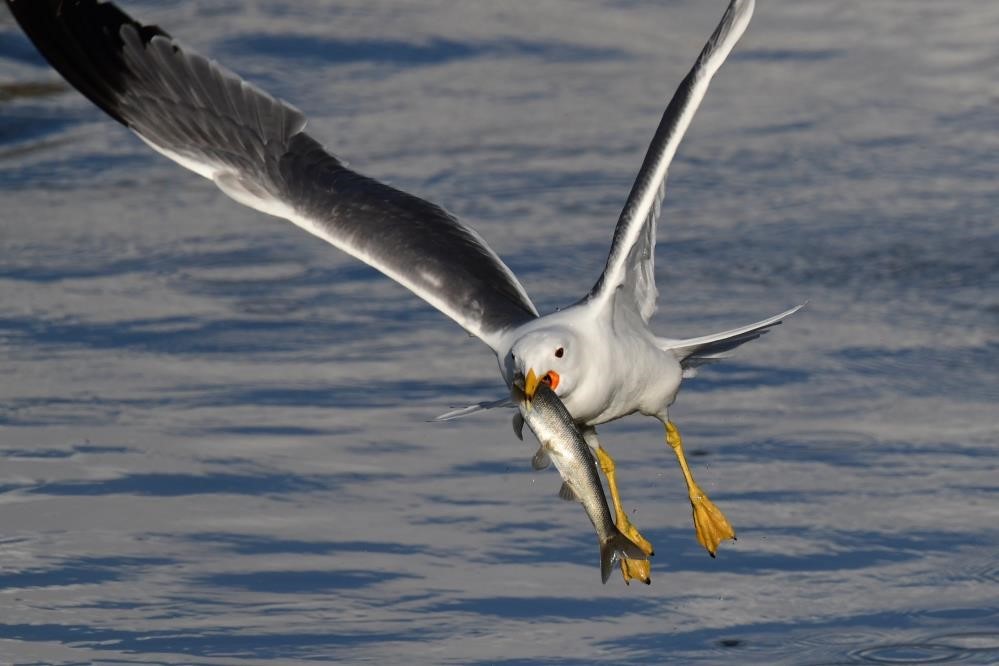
[{"xmin": 1, "ymin": 1, "xmax": 997, "ymax": 664}]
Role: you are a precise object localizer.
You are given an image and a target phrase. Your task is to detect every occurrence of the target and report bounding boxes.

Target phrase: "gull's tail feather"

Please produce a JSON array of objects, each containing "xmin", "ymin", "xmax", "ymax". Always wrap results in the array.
[
  {"xmin": 600, "ymin": 530, "xmax": 649, "ymax": 584},
  {"xmin": 658, "ymin": 303, "xmax": 806, "ymax": 370}
]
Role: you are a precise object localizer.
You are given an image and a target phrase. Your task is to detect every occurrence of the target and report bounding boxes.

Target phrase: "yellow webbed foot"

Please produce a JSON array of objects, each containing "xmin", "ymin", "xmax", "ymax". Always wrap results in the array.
[
  {"xmin": 666, "ymin": 420, "xmax": 736, "ymax": 556},
  {"xmin": 688, "ymin": 483, "xmax": 736, "ymax": 556},
  {"xmin": 592, "ymin": 444, "xmax": 655, "ymax": 584},
  {"xmin": 621, "ymin": 556, "xmax": 652, "ymax": 585},
  {"xmin": 617, "ymin": 511, "xmax": 655, "ymax": 557},
  {"xmin": 616, "ymin": 512, "xmax": 654, "ymax": 585}
]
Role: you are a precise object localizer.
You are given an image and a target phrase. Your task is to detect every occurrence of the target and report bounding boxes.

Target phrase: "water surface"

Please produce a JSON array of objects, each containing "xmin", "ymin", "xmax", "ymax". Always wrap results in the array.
[{"xmin": 1, "ymin": 1, "xmax": 996, "ymax": 663}]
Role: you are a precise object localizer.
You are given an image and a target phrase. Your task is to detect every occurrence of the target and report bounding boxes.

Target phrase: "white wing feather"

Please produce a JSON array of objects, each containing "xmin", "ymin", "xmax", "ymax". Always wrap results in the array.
[{"xmin": 589, "ymin": 0, "xmax": 755, "ymax": 321}]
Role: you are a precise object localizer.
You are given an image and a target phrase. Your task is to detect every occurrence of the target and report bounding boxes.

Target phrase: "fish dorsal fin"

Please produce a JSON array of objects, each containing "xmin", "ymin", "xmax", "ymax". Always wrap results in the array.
[
  {"xmin": 558, "ymin": 481, "xmax": 579, "ymax": 502},
  {"xmin": 531, "ymin": 447, "xmax": 551, "ymax": 470}
]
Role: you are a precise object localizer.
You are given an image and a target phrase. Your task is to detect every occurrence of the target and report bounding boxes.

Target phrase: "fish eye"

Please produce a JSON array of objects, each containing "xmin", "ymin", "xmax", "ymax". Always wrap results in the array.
[{"xmin": 554, "ymin": 347, "xmax": 564, "ymax": 358}]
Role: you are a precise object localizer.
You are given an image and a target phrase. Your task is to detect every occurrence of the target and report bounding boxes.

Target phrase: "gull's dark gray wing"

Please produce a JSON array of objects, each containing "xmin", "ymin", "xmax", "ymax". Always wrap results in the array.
[
  {"xmin": 587, "ymin": 0, "xmax": 754, "ymax": 321},
  {"xmin": 6, "ymin": 0, "xmax": 539, "ymax": 351}
]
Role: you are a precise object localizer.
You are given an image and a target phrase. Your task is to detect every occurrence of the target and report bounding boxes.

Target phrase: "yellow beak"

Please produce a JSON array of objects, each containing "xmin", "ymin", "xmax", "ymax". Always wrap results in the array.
[{"xmin": 524, "ymin": 368, "xmax": 540, "ymax": 399}]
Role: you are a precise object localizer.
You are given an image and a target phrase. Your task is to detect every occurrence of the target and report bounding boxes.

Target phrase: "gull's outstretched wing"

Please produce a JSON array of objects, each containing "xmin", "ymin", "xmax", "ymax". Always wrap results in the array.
[
  {"xmin": 658, "ymin": 303, "xmax": 805, "ymax": 370},
  {"xmin": 6, "ymin": 0, "xmax": 539, "ymax": 351},
  {"xmin": 587, "ymin": 0, "xmax": 754, "ymax": 321}
]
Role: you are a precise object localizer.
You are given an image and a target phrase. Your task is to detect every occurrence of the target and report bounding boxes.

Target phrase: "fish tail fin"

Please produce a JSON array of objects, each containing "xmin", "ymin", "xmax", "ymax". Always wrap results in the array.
[{"xmin": 599, "ymin": 530, "xmax": 649, "ymax": 584}]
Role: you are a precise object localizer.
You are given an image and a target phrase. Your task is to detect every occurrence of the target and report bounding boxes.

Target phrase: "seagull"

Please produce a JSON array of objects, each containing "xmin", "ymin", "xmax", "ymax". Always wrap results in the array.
[{"xmin": 8, "ymin": 0, "xmax": 801, "ymax": 584}]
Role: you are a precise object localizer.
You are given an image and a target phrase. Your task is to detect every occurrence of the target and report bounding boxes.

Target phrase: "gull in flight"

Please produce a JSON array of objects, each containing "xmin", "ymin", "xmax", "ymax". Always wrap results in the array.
[{"xmin": 8, "ymin": 0, "xmax": 802, "ymax": 584}]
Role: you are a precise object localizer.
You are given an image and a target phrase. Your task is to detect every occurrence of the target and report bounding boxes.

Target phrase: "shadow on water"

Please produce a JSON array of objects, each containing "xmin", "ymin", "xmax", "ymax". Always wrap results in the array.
[
  {"xmin": 221, "ymin": 34, "xmax": 624, "ymax": 68},
  {"xmin": 0, "ymin": 622, "xmax": 418, "ymax": 660},
  {"xmin": 196, "ymin": 569, "xmax": 419, "ymax": 594},
  {"xmin": 465, "ymin": 660, "xmax": 606, "ymax": 666},
  {"xmin": 0, "ymin": 377, "xmax": 501, "ymax": 427},
  {"xmin": 713, "ymin": 429, "xmax": 999, "ymax": 471},
  {"xmin": 187, "ymin": 379, "xmax": 498, "ymax": 409},
  {"xmin": 192, "ymin": 423, "xmax": 351, "ymax": 437},
  {"xmin": 427, "ymin": 596, "xmax": 651, "ymax": 621},
  {"xmin": 0, "ymin": 31, "xmax": 46, "ymax": 66},
  {"xmin": 0, "ymin": 83, "xmax": 75, "ymax": 156},
  {"xmin": 193, "ymin": 532, "xmax": 431, "ymax": 557},
  {"xmin": 836, "ymin": 343, "xmax": 999, "ymax": 401},
  {"xmin": 0, "ymin": 442, "xmax": 129, "ymax": 459},
  {"xmin": 0, "ymin": 556, "xmax": 173, "ymax": 590},
  {"xmin": 691, "ymin": 528, "xmax": 986, "ymax": 574},
  {"xmin": 467, "ymin": 530, "xmax": 624, "ymax": 572},
  {"xmin": 1, "ymin": 235, "xmax": 391, "ymax": 306},
  {"xmin": 683, "ymin": 362, "xmax": 811, "ymax": 393},
  {"xmin": 0, "ymin": 152, "xmax": 151, "ymax": 189},
  {"xmin": 0, "ymin": 313, "xmax": 419, "ymax": 357},
  {"xmin": 735, "ymin": 47, "xmax": 844, "ymax": 63},
  {"xmin": 662, "ymin": 235, "xmax": 999, "ymax": 295},
  {"xmin": 0, "ymin": 81, "xmax": 66, "ymax": 102},
  {"xmin": 13, "ymin": 470, "xmax": 398, "ymax": 497}
]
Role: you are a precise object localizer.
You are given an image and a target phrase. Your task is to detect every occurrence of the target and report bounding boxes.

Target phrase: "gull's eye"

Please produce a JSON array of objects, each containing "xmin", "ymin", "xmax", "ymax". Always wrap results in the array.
[{"xmin": 554, "ymin": 347, "xmax": 564, "ymax": 358}]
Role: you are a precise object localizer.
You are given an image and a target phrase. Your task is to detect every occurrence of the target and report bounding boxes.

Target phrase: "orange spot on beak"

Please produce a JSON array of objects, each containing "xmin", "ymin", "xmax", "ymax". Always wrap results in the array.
[
  {"xmin": 543, "ymin": 370, "xmax": 560, "ymax": 391},
  {"xmin": 523, "ymin": 369, "xmax": 559, "ymax": 398}
]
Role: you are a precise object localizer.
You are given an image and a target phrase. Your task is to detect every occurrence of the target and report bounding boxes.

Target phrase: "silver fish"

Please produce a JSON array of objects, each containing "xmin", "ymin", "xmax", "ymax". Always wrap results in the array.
[{"xmin": 517, "ymin": 382, "xmax": 648, "ymax": 583}]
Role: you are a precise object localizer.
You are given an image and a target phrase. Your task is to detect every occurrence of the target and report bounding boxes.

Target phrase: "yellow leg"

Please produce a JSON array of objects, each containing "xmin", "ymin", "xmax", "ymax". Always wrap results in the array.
[
  {"xmin": 593, "ymin": 446, "xmax": 654, "ymax": 585},
  {"xmin": 666, "ymin": 420, "xmax": 735, "ymax": 556}
]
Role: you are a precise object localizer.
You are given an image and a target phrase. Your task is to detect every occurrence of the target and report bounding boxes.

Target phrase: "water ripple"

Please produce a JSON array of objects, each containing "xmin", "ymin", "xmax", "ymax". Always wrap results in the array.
[
  {"xmin": 930, "ymin": 631, "xmax": 999, "ymax": 652},
  {"xmin": 851, "ymin": 642, "xmax": 967, "ymax": 664}
]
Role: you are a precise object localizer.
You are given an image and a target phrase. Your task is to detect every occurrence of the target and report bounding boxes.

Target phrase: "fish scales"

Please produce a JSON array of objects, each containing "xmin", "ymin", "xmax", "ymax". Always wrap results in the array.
[{"xmin": 518, "ymin": 383, "xmax": 648, "ymax": 583}]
